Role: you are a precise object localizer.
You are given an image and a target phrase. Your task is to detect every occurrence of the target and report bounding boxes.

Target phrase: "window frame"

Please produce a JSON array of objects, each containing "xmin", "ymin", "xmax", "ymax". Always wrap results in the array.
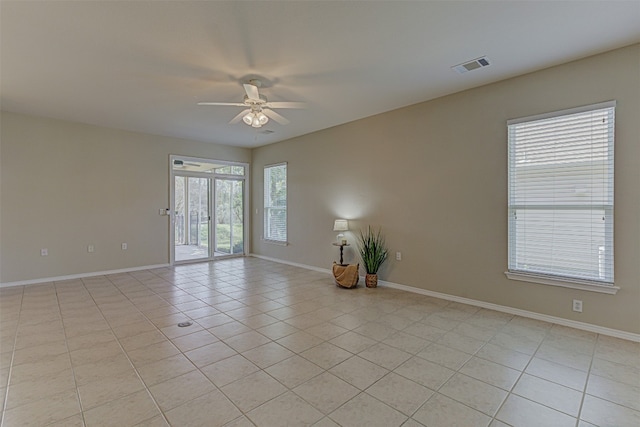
[
  {"xmin": 263, "ymin": 162, "xmax": 288, "ymax": 245},
  {"xmin": 505, "ymin": 101, "xmax": 619, "ymax": 294}
]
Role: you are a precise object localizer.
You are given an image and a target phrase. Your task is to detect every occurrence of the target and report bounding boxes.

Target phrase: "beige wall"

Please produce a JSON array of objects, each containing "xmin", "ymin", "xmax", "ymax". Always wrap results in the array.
[
  {"xmin": 0, "ymin": 113, "xmax": 250, "ymax": 282},
  {"xmin": 252, "ymin": 44, "xmax": 640, "ymax": 334}
]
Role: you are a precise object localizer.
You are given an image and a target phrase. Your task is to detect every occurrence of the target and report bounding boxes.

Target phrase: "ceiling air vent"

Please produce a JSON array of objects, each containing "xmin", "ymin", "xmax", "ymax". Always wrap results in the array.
[
  {"xmin": 258, "ymin": 129, "xmax": 275, "ymax": 134},
  {"xmin": 452, "ymin": 56, "xmax": 491, "ymax": 74}
]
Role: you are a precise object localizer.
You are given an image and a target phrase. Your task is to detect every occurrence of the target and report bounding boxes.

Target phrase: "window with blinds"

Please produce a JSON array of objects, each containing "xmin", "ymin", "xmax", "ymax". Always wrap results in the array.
[
  {"xmin": 264, "ymin": 163, "xmax": 287, "ymax": 243},
  {"xmin": 507, "ymin": 101, "xmax": 615, "ymax": 287}
]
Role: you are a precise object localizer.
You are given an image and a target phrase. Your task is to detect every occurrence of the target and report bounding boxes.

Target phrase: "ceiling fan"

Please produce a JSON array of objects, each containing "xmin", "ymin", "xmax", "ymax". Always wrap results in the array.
[{"xmin": 198, "ymin": 79, "xmax": 305, "ymax": 128}]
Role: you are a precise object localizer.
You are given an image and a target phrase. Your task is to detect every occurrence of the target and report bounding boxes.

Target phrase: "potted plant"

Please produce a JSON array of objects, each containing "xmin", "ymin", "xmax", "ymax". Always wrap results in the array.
[{"xmin": 357, "ymin": 226, "xmax": 389, "ymax": 288}]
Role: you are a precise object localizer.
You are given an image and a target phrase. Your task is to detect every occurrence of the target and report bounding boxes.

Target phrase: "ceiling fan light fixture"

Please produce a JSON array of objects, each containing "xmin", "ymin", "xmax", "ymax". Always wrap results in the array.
[
  {"xmin": 243, "ymin": 110, "xmax": 269, "ymax": 128},
  {"xmin": 243, "ymin": 112, "xmax": 255, "ymax": 125}
]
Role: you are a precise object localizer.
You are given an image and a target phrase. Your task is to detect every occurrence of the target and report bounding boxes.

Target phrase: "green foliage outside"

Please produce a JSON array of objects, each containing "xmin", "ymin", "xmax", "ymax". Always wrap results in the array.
[{"xmin": 215, "ymin": 223, "xmax": 244, "ymax": 254}]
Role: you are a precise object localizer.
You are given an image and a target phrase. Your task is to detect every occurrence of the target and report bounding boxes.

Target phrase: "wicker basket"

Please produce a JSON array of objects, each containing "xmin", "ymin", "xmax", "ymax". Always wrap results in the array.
[{"xmin": 365, "ymin": 273, "xmax": 378, "ymax": 288}]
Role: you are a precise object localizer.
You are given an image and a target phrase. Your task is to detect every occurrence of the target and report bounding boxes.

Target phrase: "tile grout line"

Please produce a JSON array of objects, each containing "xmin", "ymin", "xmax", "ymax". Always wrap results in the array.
[{"xmin": 0, "ymin": 284, "xmax": 25, "ymax": 427}]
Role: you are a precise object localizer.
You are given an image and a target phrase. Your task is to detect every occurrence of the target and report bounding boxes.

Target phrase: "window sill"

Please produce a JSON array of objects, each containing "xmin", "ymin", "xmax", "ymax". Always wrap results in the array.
[
  {"xmin": 263, "ymin": 239, "xmax": 288, "ymax": 246},
  {"xmin": 505, "ymin": 271, "xmax": 619, "ymax": 295}
]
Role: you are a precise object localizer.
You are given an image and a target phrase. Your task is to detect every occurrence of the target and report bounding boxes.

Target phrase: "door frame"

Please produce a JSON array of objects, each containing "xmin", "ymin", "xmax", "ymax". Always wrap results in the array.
[{"xmin": 169, "ymin": 155, "xmax": 249, "ymax": 265}]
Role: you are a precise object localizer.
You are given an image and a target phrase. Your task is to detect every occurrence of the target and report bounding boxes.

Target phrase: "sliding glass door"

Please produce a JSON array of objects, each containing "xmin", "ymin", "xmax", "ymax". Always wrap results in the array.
[
  {"xmin": 171, "ymin": 156, "xmax": 247, "ymax": 264},
  {"xmin": 215, "ymin": 178, "xmax": 244, "ymax": 256},
  {"xmin": 174, "ymin": 176, "xmax": 211, "ymax": 262}
]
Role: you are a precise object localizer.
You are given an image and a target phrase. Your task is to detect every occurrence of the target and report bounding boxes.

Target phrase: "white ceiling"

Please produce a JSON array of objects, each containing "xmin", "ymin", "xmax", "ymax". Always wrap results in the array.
[{"xmin": 2, "ymin": 1, "xmax": 639, "ymax": 148}]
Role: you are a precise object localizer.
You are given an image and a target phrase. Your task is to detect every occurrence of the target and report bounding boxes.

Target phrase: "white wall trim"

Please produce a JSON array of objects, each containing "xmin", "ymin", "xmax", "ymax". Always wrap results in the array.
[
  {"xmin": 505, "ymin": 271, "xmax": 619, "ymax": 295},
  {"xmin": 250, "ymin": 253, "xmax": 331, "ymax": 275},
  {"xmin": 249, "ymin": 254, "xmax": 640, "ymax": 342},
  {"xmin": 0, "ymin": 264, "xmax": 171, "ymax": 288}
]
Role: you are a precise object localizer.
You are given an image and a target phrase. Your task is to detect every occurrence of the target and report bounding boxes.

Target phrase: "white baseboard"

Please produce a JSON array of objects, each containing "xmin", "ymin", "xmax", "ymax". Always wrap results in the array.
[
  {"xmin": 250, "ymin": 254, "xmax": 640, "ymax": 342},
  {"xmin": 250, "ymin": 253, "xmax": 333, "ymax": 275},
  {"xmin": 0, "ymin": 264, "xmax": 171, "ymax": 288}
]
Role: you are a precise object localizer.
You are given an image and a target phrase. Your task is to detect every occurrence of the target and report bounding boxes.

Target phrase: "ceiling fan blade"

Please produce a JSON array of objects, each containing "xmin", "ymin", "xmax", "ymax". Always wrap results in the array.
[
  {"xmin": 243, "ymin": 83, "xmax": 260, "ymax": 100},
  {"xmin": 263, "ymin": 109, "xmax": 290, "ymax": 125},
  {"xmin": 266, "ymin": 102, "xmax": 306, "ymax": 109},
  {"xmin": 229, "ymin": 109, "xmax": 251, "ymax": 124},
  {"xmin": 198, "ymin": 102, "xmax": 246, "ymax": 107}
]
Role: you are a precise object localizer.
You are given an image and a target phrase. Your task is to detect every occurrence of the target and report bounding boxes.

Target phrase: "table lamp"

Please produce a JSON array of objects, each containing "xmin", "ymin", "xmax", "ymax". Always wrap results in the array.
[{"xmin": 333, "ymin": 219, "xmax": 349, "ymax": 244}]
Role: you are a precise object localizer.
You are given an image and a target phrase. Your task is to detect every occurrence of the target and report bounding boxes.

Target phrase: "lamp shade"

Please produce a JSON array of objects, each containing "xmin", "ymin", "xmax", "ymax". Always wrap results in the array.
[{"xmin": 333, "ymin": 219, "xmax": 349, "ymax": 231}]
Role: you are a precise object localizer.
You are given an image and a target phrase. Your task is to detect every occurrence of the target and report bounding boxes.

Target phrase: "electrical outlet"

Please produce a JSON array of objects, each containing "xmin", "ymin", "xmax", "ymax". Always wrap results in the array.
[
  {"xmin": 87, "ymin": 245, "xmax": 95, "ymax": 253},
  {"xmin": 572, "ymin": 299, "xmax": 583, "ymax": 313},
  {"xmin": 121, "ymin": 243, "xmax": 128, "ymax": 250},
  {"xmin": 41, "ymin": 248, "xmax": 48, "ymax": 256},
  {"xmin": 396, "ymin": 252, "xmax": 402, "ymax": 261}
]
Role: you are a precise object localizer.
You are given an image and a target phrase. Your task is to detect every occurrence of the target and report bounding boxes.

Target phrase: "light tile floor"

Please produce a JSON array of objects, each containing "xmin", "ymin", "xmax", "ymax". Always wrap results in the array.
[{"xmin": 0, "ymin": 257, "xmax": 638, "ymax": 426}]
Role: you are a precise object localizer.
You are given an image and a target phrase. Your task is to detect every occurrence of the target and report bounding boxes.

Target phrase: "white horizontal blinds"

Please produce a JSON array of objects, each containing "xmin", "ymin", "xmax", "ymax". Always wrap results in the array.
[
  {"xmin": 508, "ymin": 102, "xmax": 615, "ymax": 284},
  {"xmin": 264, "ymin": 163, "xmax": 287, "ymax": 242}
]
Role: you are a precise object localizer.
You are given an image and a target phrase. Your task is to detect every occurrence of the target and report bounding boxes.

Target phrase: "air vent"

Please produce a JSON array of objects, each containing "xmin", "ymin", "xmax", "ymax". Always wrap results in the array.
[
  {"xmin": 258, "ymin": 129, "xmax": 275, "ymax": 134},
  {"xmin": 452, "ymin": 56, "xmax": 491, "ymax": 74}
]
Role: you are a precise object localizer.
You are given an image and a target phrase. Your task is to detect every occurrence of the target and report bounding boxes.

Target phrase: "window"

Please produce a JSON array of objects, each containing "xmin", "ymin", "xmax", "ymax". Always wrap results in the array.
[
  {"xmin": 507, "ymin": 101, "xmax": 616, "ymax": 292},
  {"xmin": 264, "ymin": 163, "xmax": 287, "ymax": 243}
]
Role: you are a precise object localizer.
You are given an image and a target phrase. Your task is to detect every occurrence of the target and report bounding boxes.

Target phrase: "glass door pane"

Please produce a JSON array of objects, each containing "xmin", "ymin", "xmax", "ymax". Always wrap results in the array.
[
  {"xmin": 175, "ymin": 176, "xmax": 210, "ymax": 262},
  {"xmin": 215, "ymin": 179, "xmax": 244, "ymax": 256}
]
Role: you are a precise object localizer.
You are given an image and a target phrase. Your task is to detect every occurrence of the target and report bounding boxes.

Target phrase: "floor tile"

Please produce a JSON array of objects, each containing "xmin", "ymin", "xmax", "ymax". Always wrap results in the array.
[
  {"xmin": 300, "ymin": 342, "xmax": 353, "ymax": 370},
  {"xmin": 148, "ymin": 370, "xmax": 216, "ymax": 411},
  {"xmin": 416, "ymin": 343, "xmax": 472, "ymax": 371},
  {"xmin": 184, "ymin": 341, "xmax": 237, "ymax": 368},
  {"xmin": 459, "ymin": 357, "xmax": 520, "ymax": 390},
  {"xmin": 365, "ymin": 372, "xmax": 434, "ymax": 416},
  {"xmin": 535, "ymin": 342, "xmax": 592, "ymax": 371},
  {"xmin": 293, "ymin": 371, "xmax": 360, "ymax": 414},
  {"xmin": 242, "ymin": 341, "xmax": 295, "ymax": 368},
  {"xmin": 200, "ymin": 354, "xmax": 260, "ymax": 387},
  {"xmin": 136, "ymin": 353, "xmax": 196, "ymax": 386},
  {"xmin": 170, "ymin": 329, "xmax": 219, "ymax": 352},
  {"xmin": 11, "ymin": 341, "xmax": 68, "ymax": 366},
  {"xmin": 439, "ymin": 373, "xmax": 507, "ymax": 416},
  {"xmin": 2, "ymin": 389, "xmax": 81, "ymax": 427},
  {"xmin": 330, "ymin": 356, "xmax": 389, "ymax": 390},
  {"xmin": 496, "ymin": 394, "xmax": 576, "ymax": 427},
  {"xmin": 525, "ymin": 357, "xmax": 588, "ymax": 391},
  {"xmin": 9, "ymin": 353, "xmax": 73, "ymax": 385},
  {"xmin": 247, "ymin": 391, "xmax": 324, "ymax": 426},
  {"xmin": 586, "ymin": 373, "xmax": 640, "ymax": 411},
  {"xmin": 221, "ymin": 370, "xmax": 287, "ymax": 412},
  {"xmin": 329, "ymin": 331, "xmax": 376, "ymax": 353},
  {"xmin": 402, "ymin": 323, "xmax": 447, "ymax": 342},
  {"xmin": 591, "ymin": 357, "xmax": 640, "ymax": 387},
  {"xmin": 73, "ymin": 352, "xmax": 135, "ymax": 386},
  {"xmin": 256, "ymin": 321, "xmax": 300, "ymax": 340},
  {"xmin": 412, "ymin": 393, "xmax": 491, "ymax": 427},
  {"xmin": 277, "ymin": 330, "xmax": 325, "ymax": 353},
  {"xmin": 394, "ymin": 356, "xmax": 455, "ymax": 390},
  {"xmin": 77, "ymin": 369, "xmax": 145, "ymax": 410},
  {"xmin": 437, "ymin": 331, "xmax": 485, "ymax": 355},
  {"xmin": 223, "ymin": 330, "xmax": 271, "ymax": 352},
  {"xmin": 475, "ymin": 342, "xmax": 532, "ymax": 371},
  {"xmin": 164, "ymin": 389, "xmax": 242, "ymax": 427},
  {"xmin": 3, "ymin": 258, "xmax": 638, "ymax": 427},
  {"xmin": 5, "ymin": 368, "xmax": 76, "ymax": 410},
  {"xmin": 265, "ymin": 355, "xmax": 324, "ymax": 388},
  {"xmin": 329, "ymin": 392, "xmax": 407, "ymax": 427},
  {"xmin": 381, "ymin": 331, "xmax": 430, "ymax": 354},
  {"xmin": 580, "ymin": 394, "xmax": 640, "ymax": 427},
  {"xmin": 594, "ymin": 335, "xmax": 640, "ymax": 366},
  {"xmin": 513, "ymin": 373, "xmax": 582, "ymax": 417}
]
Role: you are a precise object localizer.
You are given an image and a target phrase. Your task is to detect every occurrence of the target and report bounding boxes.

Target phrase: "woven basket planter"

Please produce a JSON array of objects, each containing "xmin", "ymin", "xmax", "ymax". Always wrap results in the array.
[{"xmin": 365, "ymin": 273, "xmax": 378, "ymax": 288}]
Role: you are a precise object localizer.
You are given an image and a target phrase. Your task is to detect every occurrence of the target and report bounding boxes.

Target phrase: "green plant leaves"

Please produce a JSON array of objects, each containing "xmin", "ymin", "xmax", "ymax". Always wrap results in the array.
[{"xmin": 357, "ymin": 226, "xmax": 389, "ymax": 274}]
